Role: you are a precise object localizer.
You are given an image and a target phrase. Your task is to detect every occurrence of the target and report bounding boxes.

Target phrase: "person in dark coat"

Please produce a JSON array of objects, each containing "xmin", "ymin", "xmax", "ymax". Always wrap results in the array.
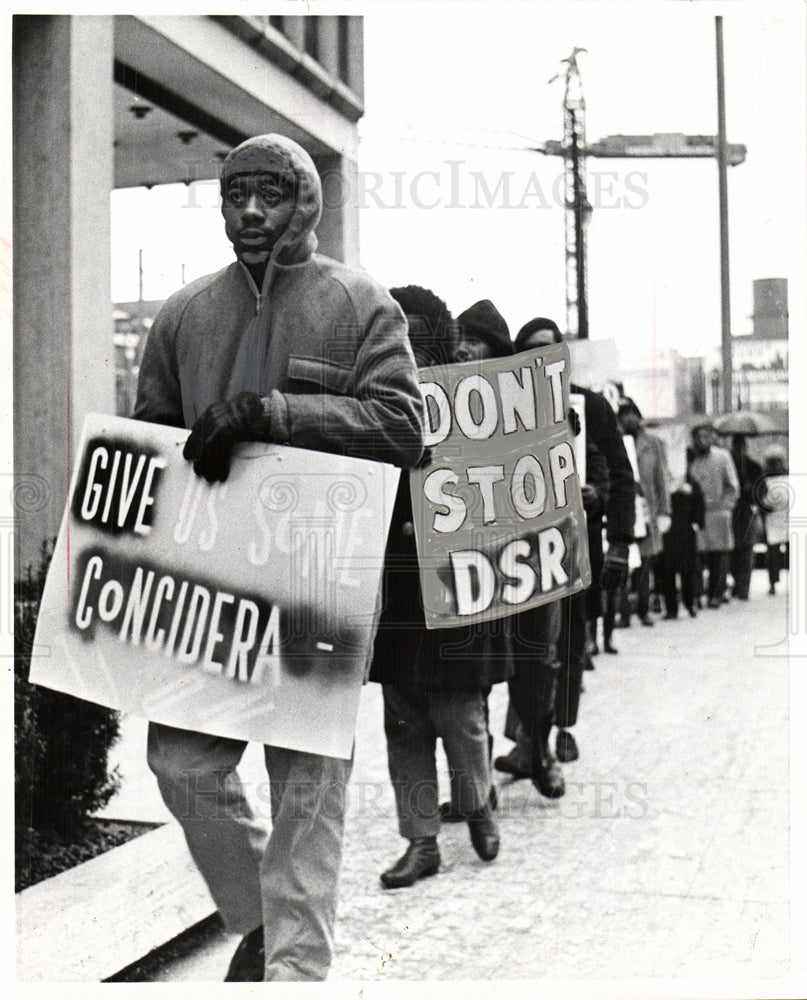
[
  {"xmin": 660, "ymin": 447, "xmax": 706, "ymax": 618},
  {"xmin": 495, "ymin": 318, "xmax": 635, "ymax": 774},
  {"xmin": 370, "ymin": 290, "xmax": 509, "ymax": 890},
  {"xmin": 729, "ymin": 434, "xmax": 765, "ymax": 600},
  {"xmin": 583, "ymin": 436, "xmax": 611, "ymax": 654}
]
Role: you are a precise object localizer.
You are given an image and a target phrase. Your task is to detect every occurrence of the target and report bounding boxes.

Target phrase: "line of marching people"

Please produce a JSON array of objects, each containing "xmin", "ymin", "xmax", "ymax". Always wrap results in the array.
[{"xmin": 369, "ymin": 284, "xmax": 788, "ymax": 891}]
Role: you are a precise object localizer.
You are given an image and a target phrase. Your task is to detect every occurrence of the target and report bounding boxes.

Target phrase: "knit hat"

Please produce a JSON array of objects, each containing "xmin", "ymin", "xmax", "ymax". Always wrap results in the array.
[
  {"xmin": 219, "ymin": 134, "xmax": 322, "ymax": 264},
  {"xmin": 515, "ymin": 317, "xmax": 563, "ymax": 351},
  {"xmin": 456, "ymin": 300, "xmax": 513, "ymax": 358}
]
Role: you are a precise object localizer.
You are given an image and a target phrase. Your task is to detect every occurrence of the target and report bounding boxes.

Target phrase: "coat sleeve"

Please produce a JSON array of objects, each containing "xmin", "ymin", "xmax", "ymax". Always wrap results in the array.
[
  {"xmin": 722, "ymin": 451, "xmax": 741, "ymax": 509},
  {"xmin": 653, "ymin": 436, "xmax": 671, "ymax": 517},
  {"xmin": 266, "ymin": 297, "xmax": 426, "ymax": 469},
  {"xmin": 133, "ymin": 299, "xmax": 186, "ymax": 429},
  {"xmin": 583, "ymin": 389, "xmax": 635, "ymax": 545}
]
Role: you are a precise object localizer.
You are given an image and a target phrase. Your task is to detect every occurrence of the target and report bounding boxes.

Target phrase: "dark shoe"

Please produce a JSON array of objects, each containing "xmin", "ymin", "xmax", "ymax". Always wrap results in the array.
[
  {"xmin": 604, "ymin": 638, "xmax": 618, "ymax": 654},
  {"xmin": 769, "ymin": 585, "xmax": 776, "ymax": 596},
  {"xmin": 556, "ymin": 729, "xmax": 579, "ymax": 763},
  {"xmin": 687, "ymin": 606, "xmax": 697, "ymax": 618},
  {"xmin": 640, "ymin": 614, "xmax": 654, "ymax": 627},
  {"xmin": 708, "ymin": 598, "xmax": 721, "ymax": 608},
  {"xmin": 584, "ymin": 653, "xmax": 595, "ymax": 671},
  {"xmin": 468, "ymin": 811, "xmax": 500, "ymax": 861},
  {"xmin": 494, "ymin": 748, "xmax": 530, "ymax": 780},
  {"xmin": 224, "ymin": 925, "xmax": 265, "ymax": 982},
  {"xmin": 440, "ymin": 786, "xmax": 497, "ymax": 823},
  {"xmin": 380, "ymin": 837, "xmax": 440, "ymax": 889},
  {"xmin": 663, "ymin": 612, "xmax": 678, "ymax": 620},
  {"xmin": 530, "ymin": 741, "xmax": 565, "ymax": 798}
]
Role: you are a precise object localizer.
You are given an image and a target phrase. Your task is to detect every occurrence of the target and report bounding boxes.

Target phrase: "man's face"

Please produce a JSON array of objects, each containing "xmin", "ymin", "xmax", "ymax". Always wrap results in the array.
[
  {"xmin": 454, "ymin": 335, "xmax": 495, "ymax": 363},
  {"xmin": 222, "ymin": 173, "xmax": 296, "ymax": 264},
  {"xmin": 692, "ymin": 427, "xmax": 713, "ymax": 455}
]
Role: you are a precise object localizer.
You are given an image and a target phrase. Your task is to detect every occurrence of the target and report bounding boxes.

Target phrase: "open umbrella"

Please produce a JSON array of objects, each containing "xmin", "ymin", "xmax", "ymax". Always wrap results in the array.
[{"xmin": 713, "ymin": 410, "xmax": 781, "ymax": 436}]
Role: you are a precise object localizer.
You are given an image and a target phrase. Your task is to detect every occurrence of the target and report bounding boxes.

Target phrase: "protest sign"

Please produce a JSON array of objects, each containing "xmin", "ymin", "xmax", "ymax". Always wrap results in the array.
[
  {"xmin": 30, "ymin": 414, "xmax": 399, "ymax": 759},
  {"xmin": 410, "ymin": 343, "xmax": 591, "ymax": 628}
]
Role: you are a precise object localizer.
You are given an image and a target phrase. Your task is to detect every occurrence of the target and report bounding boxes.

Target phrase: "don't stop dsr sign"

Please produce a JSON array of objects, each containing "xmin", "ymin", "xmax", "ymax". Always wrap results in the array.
[{"xmin": 410, "ymin": 342, "xmax": 591, "ymax": 628}]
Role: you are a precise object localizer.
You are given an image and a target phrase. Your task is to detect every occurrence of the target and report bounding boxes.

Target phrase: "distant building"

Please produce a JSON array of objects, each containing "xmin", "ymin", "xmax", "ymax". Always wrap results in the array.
[
  {"xmin": 705, "ymin": 278, "xmax": 789, "ymax": 418},
  {"xmin": 617, "ymin": 347, "xmax": 705, "ymax": 421},
  {"xmin": 113, "ymin": 300, "xmax": 163, "ymax": 416}
]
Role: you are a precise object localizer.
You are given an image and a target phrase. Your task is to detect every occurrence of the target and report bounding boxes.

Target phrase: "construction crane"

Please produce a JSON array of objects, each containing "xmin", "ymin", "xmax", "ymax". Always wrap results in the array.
[{"xmin": 545, "ymin": 49, "xmax": 746, "ymax": 340}]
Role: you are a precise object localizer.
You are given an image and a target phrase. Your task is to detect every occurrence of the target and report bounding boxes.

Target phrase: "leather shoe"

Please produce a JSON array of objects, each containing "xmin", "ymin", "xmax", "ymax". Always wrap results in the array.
[
  {"xmin": 467, "ymin": 812, "xmax": 499, "ymax": 861},
  {"xmin": 530, "ymin": 740, "xmax": 565, "ymax": 798},
  {"xmin": 440, "ymin": 785, "xmax": 498, "ymax": 823},
  {"xmin": 224, "ymin": 925, "xmax": 264, "ymax": 982},
  {"xmin": 640, "ymin": 614, "xmax": 654, "ymax": 627},
  {"xmin": 556, "ymin": 729, "xmax": 579, "ymax": 763},
  {"xmin": 380, "ymin": 837, "xmax": 440, "ymax": 889},
  {"xmin": 494, "ymin": 748, "xmax": 530, "ymax": 780}
]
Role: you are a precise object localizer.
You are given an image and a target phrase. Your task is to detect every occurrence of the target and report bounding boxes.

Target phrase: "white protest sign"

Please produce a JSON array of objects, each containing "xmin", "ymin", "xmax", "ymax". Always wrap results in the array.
[
  {"xmin": 410, "ymin": 343, "xmax": 591, "ymax": 628},
  {"xmin": 30, "ymin": 414, "xmax": 399, "ymax": 759},
  {"xmin": 569, "ymin": 392, "xmax": 586, "ymax": 485}
]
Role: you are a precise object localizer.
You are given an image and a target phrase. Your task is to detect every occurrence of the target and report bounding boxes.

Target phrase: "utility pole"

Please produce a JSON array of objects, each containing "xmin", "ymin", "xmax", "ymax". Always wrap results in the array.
[
  {"xmin": 715, "ymin": 15, "xmax": 733, "ymax": 412},
  {"xmin": 551, "ymin": 50, "xmax": 591, "ymax": 339},
  {"xmin": 542, "ymin": 46, "xmax": 745, "ymax": 356}
]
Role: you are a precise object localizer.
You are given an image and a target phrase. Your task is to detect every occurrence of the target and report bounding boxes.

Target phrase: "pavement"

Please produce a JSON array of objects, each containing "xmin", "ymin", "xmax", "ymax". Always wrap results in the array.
[{"xmin": 100, "ymin": 569, "xmax": 804, "ymax": 995}]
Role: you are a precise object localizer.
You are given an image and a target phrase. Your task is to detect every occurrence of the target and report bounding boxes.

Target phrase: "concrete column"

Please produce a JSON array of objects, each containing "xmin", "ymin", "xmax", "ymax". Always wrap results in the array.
[
  {"xmin": 13, "ymin": 15, "xmax": 115, "ymax": 573},
  {"xmin": 345, "ymin": 17, "xmax": 364, "ymax": 104},
  {"xmin": 313, "ymin": 153, "xmax": 360, "ymax": 268},
  {"xmin": 316, "ymin": 17, "xmax": 340, "ymax": 80},
  {"xmin": 282, "ymin": 15, "xmax": 306, "ymax": 52}
]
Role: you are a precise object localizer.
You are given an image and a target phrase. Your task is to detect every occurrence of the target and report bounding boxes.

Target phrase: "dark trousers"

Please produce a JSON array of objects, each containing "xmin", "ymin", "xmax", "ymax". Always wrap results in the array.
[
  {"xmin": 555, "ymin": 590, "xmax": 587, "ymax": 730},
  {"xmin": 767, "ymin": 544, "xmax": 783, "ymax": 587},
  {"xmin": 635, "ymin": 556, "xmax": 653, "ymax": 619},
  {"xmin": 661, "ymin": 541, "xmax": 697, "ymax": 616},
  {"xmin": 383, "ymin": 685, "xmax": 491, "ymax": 837},
  {"xmin": 704, "ymin": 551, "xmax": 729, "ymax": 603},
  {"xmin": 508, "ymin": 601, "xmax": 561, "ymax": 747},
  {"xmin": 731, "ymin": 543, "xmax": 755, "ymax": 599}
]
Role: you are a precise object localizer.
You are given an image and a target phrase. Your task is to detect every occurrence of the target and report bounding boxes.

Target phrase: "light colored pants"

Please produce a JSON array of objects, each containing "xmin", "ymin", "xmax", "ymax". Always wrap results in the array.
[
  {"xmin": 147, "ymin": 722, "xmax": 352, "ymax": 982},
  {"xmin": 382, "ymin": 685, "xmax": 491, "ymax": 839}
]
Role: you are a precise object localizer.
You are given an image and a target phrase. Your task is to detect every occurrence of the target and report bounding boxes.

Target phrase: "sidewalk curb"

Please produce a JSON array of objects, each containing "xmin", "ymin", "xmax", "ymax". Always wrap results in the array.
[{"xmin": 16, "ymin": 823, "xmax": 213, "ymax": 982}]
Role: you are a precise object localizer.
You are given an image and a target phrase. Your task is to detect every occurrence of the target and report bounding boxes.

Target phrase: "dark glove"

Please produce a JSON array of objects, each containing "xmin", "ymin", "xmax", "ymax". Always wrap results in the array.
[
  {"xmin": 600, "ymin": 541, "xmax": 630, "ymax": 591},
  {"xmin": 183, "ymin": 391, "xmax": 265, "ymax": 483}
]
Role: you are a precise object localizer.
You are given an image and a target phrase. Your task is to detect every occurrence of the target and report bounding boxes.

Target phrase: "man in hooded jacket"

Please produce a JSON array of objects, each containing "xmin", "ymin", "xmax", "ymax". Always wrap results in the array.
[{"xmin": 134, "ymin": 134, "xmax": 425, "ymax": 982}]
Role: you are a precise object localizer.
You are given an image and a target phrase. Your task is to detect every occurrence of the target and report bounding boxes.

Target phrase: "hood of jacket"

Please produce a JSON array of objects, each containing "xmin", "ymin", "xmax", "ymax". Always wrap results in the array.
[
  {"xmin": 456, "ymin": 299, "xmax": 513, "ymax": 357},
  {"xmin": 220, "ymin": 133, "xmax": 323, "ymax": 269}
]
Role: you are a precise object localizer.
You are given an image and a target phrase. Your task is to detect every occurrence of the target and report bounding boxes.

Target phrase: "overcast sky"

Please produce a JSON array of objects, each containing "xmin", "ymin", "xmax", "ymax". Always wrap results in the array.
[{"xmin": 110, "ymin": 1, "xmax": 806, "ymax": 363}]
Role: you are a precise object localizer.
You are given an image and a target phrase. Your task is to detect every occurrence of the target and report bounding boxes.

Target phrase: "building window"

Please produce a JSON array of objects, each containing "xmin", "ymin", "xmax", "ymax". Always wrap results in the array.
[{"xmin": 304, "ymin": 17, "xmax": 319, "ymax": 60}]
